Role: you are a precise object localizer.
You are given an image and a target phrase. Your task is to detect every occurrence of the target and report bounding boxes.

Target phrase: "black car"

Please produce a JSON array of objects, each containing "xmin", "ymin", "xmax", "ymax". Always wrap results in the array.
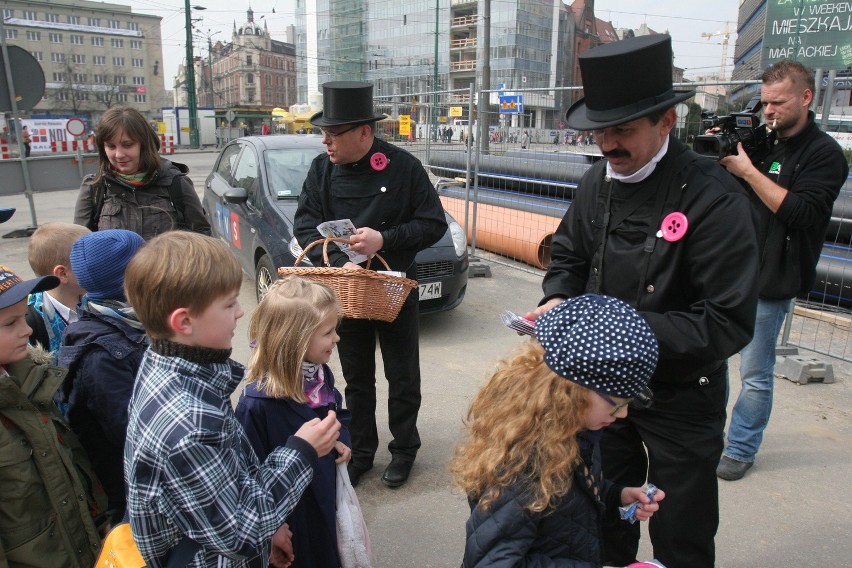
[{"xmin": 202, "ymin": 135, "xmax": 469, "ymax": 312}]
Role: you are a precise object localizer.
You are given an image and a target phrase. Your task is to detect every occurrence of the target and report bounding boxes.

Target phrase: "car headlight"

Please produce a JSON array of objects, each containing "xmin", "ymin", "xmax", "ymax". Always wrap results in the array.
[
  {"xmin": 449, "ymin": 221, "xmax": 467, "ymax": 257},
  {"xmin": 288, "ymin": 237, "xmax": 313, "ymax": 266}
]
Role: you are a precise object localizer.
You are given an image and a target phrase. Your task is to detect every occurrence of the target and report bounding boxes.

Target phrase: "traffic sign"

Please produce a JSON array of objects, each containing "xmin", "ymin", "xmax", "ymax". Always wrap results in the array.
[
  {"xmin": 66, "ymin": 118, "xmax": 87, "ymax": 137},
  {"xmin": 499, "ymin": 94, "xmax": 523, "ymax": 114}
]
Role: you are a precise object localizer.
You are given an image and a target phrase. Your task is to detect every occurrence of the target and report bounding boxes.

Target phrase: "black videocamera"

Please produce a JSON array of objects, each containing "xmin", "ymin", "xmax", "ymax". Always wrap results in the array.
[{"xmin": 693, "ymin": 95, "xmax": 769, "ymax": 160}]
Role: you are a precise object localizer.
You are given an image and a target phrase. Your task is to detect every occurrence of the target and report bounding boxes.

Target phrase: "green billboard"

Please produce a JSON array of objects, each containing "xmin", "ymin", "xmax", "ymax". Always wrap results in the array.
[{"xmin": 763, "ymin": 0, "xmax": 852, "ymax": 70}]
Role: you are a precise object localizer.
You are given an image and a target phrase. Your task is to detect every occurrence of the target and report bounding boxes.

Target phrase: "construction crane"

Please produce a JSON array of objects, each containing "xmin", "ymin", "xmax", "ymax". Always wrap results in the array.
[{"xmin": 702, "ymin": 22, "xmax": 731, "ymax": 79}]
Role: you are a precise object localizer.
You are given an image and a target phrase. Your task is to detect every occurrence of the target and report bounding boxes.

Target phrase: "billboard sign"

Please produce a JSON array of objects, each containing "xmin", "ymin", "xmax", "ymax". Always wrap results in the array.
[{"xmin": 762, "ymin": 0, "xmax": 852, "ymax": 70}]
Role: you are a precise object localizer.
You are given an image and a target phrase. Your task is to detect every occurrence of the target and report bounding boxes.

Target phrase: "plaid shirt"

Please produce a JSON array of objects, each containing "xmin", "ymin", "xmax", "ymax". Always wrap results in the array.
[{"xmin": 124, "ymin": 348, "xmax": 315, "ymax": 567}]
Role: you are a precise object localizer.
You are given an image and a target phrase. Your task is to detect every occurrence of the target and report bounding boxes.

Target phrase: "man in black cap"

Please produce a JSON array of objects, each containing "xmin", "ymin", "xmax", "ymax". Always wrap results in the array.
[
  {"xmin": 294, "ymin": 81, "xmax": 447, "ymax": 488},
  {"xmin": 525, "ymin": 35, "xmax": 759, "ymax": 567}
]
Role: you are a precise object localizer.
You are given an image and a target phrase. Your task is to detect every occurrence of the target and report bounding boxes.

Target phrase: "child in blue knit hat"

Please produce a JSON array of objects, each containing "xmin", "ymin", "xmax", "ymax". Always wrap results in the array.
[
  {"xmin": 452, "ymin": 294, "xmax": 667, "ymax": 568},
  {"xmin": 57, "ymin": 228, "xmax": 146, "ymax": 523}
]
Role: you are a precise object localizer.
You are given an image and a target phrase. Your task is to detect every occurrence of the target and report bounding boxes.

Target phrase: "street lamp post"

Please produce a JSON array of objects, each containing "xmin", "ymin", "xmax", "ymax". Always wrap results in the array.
[{"xmin": 184, "ymin": 1, "xmax": 203, "ymax": 148}]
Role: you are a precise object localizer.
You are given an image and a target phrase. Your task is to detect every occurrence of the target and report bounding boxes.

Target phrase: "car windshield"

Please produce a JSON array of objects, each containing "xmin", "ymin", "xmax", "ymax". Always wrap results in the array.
[{"xmin": 265, "ymin": 148, "xmax": 320, "ymax": 198}]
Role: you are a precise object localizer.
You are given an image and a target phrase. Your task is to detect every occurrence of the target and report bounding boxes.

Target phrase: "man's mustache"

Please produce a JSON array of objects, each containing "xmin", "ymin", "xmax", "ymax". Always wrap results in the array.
[{"xmin": 603, "ymin": 149, "xmax": 630, "ymax": 159}]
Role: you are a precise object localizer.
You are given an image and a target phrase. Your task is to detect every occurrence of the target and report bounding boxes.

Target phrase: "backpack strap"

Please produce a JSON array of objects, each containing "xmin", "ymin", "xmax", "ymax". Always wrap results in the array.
[{"xmin": 168, "ymin": 174, "xmax": 188, "ymax": 230}]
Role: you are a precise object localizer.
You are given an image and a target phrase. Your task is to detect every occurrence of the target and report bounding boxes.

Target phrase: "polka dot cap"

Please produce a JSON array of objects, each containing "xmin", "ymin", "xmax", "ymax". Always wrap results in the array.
[{"xmin": 535, "ymin": 294, "xmax": 658, "ymax": 398}]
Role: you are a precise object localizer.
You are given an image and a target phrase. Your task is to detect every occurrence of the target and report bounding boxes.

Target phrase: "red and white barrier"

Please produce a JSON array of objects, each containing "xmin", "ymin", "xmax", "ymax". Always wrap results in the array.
[
  {"xmin": 49, "ymin": 139, "xmax": 96, "ymax": 153},
  {"xmin": 0, "ymin": 143, "xmax": 9, "ymax": 160},
  {"xmin": 159, "ymin": 135, "xmax": 175, "ymax": 154}
]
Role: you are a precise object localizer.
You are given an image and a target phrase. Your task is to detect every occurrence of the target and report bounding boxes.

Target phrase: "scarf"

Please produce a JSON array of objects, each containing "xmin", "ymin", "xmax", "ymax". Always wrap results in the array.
[
  {"xmin": 302, "ymin": 362, "xmax": 336, "ymax": 408},
  {"xmin": 112, "ymin": 170, "xmax": 149, "ymax": 187},
  {"xmin": 606, "ymin": 136, "xmax": 669, "ymax": 184},
  {"xmin": 83, "ymin": 297, "xmax": 145, "ymax": 331}
]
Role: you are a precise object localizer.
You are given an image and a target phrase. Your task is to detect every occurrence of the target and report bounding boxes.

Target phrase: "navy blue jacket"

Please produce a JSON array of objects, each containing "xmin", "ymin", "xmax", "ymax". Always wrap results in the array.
[
  {"xmin": 58, "ymin": 307, "xmax": 148, "ymax": 521},
  {"xmin": 235, "ymin": 365, "xmax": 352, "ymax": 568},
  {"xmin": 462, "ymin": 435, "xmax": 623, "ymax": 568}
]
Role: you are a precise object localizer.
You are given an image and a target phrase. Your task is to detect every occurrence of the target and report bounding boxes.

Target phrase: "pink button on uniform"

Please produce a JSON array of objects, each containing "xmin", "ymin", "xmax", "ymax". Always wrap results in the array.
[
  {"xmin": 370, "ymin": 152, "xmax": 388, "ymax": 171},
  {"xmin": 660, "ymin": 212, "xmax": 688, "ymax": 242}
]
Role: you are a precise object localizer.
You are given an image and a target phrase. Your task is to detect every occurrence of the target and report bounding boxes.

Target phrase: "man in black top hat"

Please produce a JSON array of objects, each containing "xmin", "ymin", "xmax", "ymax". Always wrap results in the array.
[
  {"xmin": 524, "ymin": 35, "xmax": 760, "ymax": 568},
  {"xmin": 293, "ymin": 81, "xmax": 447, "ymax": 489}
]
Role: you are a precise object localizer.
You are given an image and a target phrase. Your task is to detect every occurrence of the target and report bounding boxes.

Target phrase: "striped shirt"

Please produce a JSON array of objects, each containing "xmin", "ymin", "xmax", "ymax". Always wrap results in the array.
[{"xmin": 124, "ymin": 348, "xmax": 315, "ymax": 567}]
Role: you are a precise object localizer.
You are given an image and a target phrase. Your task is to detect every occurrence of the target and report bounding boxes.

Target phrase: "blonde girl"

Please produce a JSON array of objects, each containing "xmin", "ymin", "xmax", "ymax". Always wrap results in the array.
[
  {"xmin": 452, "ymin": 294, "xmax": 666, "ymax": 567},
  {"xmin": 236, "ymin": 276, "xmax": 352, "ymax": 568}
]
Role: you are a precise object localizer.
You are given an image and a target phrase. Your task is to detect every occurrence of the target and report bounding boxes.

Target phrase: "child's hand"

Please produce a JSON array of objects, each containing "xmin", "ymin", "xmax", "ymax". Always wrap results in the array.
[
  {"xmin": 294, "ymin": 411, "xmax": 340, "ymax": 457},
  {"xmin": 620, "ymin": 486, "xmax": 666, "ymax": 522},
  {"xmin": 269, "ymin": 522, "xmax": 294, "ymax": 567},
  {"xmin": 334, "ymin": 441, "xmax": 351, "ymax": 464}
]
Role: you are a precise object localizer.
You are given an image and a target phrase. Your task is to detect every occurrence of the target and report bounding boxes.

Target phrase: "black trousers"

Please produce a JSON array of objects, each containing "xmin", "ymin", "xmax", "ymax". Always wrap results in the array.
[
  {"xmin": 336, "ymin": 293, "xmax": 421, "ymax": 465},
  {"xmin": 601, "ymin": 363, "xmax": 727, "ymax": 568}
]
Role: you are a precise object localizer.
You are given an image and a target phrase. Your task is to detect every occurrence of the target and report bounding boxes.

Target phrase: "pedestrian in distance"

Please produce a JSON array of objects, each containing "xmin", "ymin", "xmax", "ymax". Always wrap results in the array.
[
  {"xmin": 524, "ymin": 35, "xmax": 759, "ymax": 568},
  {"xmin": 453, "ymin": 294, "xmax": 665, "ymax": 568},
  {"xmin": 73, "ymin": 105, "xmax": 211, "ymax": 240},
  {"xmin": 294, "ymin": 81, "xmax": 448, "ymax": 489},
  {"xmin": 714, "ymin": 59, "xmax": 849, "ymax": 482},
  {"xmin": 22, "ymin": 125, "xmax": 31, "ymax": 157},
  {"xmin": 123, "ymin": 231, "xmax": 341, "ymax": 567},
  {"xmin": 236, "ymin": 276, "xmax": 359, "ymax": 568}
]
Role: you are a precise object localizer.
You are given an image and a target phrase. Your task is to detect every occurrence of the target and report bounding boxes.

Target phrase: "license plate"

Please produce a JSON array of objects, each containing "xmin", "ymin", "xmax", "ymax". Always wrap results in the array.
[{"xmin": 418, "ymin": 281, "xmax": 442, "ymax": 301}]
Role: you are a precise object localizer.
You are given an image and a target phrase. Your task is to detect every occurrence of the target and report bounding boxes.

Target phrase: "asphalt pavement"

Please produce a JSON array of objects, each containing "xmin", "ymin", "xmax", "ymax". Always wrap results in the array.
[{"xmin": 1, "ymin": 150, "xmax": 850, "ymax": 567}]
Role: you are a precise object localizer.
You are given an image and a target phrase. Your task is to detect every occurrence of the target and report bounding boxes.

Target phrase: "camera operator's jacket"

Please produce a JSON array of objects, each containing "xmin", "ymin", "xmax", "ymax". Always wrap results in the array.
[
  {"xmin": 543, "ymin": 136, "xmax": 759, "ymax": 385},
  {"xmin": 750, "ymin": 112, "xmax": 849, "ymax": 300}
]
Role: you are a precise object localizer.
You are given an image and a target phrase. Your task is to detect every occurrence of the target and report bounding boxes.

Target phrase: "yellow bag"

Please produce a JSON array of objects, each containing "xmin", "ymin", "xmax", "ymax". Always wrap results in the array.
[{"xmin": 94, "ymin": 522, "xmax": 147, "ymax": 568}]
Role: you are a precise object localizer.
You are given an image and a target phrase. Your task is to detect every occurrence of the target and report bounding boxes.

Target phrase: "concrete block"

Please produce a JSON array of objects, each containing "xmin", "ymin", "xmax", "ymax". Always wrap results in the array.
[{"xmin": 776, "ymin": 356, "xmax": 835, "ymax": 385}]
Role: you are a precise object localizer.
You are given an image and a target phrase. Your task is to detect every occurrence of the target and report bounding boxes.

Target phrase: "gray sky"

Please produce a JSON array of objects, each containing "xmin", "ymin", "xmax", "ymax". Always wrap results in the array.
[{"xmin": 129, "ymin": 0, "xmax": 740, "ymax": 94}]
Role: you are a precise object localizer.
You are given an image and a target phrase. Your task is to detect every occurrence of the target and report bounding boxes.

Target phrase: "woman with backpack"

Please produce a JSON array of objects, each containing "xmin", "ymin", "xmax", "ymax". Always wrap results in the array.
[{"xmin": 73, "ymin": 106, "xmax": 210, "ymax": 241}]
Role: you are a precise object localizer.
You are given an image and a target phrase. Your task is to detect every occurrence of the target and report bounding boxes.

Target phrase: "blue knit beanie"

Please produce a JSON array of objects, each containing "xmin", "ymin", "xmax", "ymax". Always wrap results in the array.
[{"xmin": 71, "ymin": 229, "xmax": 144, "ymax": 302}]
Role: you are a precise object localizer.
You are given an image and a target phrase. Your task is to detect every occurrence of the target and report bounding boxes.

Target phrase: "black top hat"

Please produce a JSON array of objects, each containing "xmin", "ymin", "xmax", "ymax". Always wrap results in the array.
[
  {"xmin": 310, "ymin": 81, "xmax": 387, "ymax": 127},
  {"xmin": 566, "ymin": 35, "xmax": 694, "ymax": 131}
]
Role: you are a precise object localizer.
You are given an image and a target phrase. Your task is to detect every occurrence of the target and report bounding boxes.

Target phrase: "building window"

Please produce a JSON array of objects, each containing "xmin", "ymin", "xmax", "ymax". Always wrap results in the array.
[
  {"xmin": 45, "ymin": 13, "xmax": 59, "ymax": 23},
  {"xmin": 70, "ymin": 34, "xmax": 84, "ymax": 45},
  {"xmin": 72, "ymin": 54, "xmax": 85, "ymax": 64},
  {"xmin": 246, "ymin": 55, "xmax": 253, "ymax": 66},
  {"xmin": 111, "ymin": 38, "xmax": 124, "ymax": 48},
  {"xmin": 246, "ymin": 73, "xmax": 254, "ymax": 84},
  {"xmin": 127, "ymin": 22, "xmax": 139, "ymax": 31},
  {"xmin": 3, "ymin": 9, "xmax": 14, "ymax": 19},
  {"xmin": 51, "ymin": 52, "xmax": 65, "ymax": 63},
  {"xmin": 93, "ymin": 55, "xmax": 106, "ymax": 65},
  {"xmin": 94, "ymin": 74, "xmax": 106, "ymax": 83},
  {"xmin": 130, "ymin": 40, "xmax": 142, "ymax": 49},
  {"xmin": 88, "ymin": 17, "xmax": 100, "ymax": 27},
  {"xmin": 133, "ymin": 76, "xmax": 145, "ymax": 85},
  {"xmin": 52, "ymin": 72, "xmax": 68, "ymax": 82},
  {"xmin": 108, "ymin": 19, "xmax": 121, "ymax": 29},
  {"xmin": 23, "ymin": 10, "xmax": 37, "ymax": 20},
  {"xmin": 31, "ymin": 51, "xmax": 43, "ymax": 61},
  {"xmin": 114, "ymin": 75, "xmax": 126, "ymax": 84},
  {"xmin": 5, "ymin": 30, "xmax": 17, "ymax": 40},
  {"xmin": 113, "ymin": 57, "xmax": 125, "ymax": 66},
  {"xmin": 68, "ymin": 15, "xmax": 80, "ymax": 25},
  {"xmin": 75, "ymin": 92, "xmax": 89, "ymax": 101},
  {"xmin": 131, "ymin": 58, "xmax": 143, "ymax": 68},
  {"xmin": 74, "ymin": 73, "xmax": 87, "ymax": 82},
  {"xmin": 92, "ymin": 37, "xmax": 104, "ymax": 47},
  {"xmin": 116, "ymin": 93, "xmax": 128, "ymax": 103},
  {"xmin": 58, "ymin": 91, "xmax": 70, "ymax": 101},
  {"xmin": 49, "ymin": 33, "xmax": 63, "ymax": 43},
  {"xmin": 134, "ymin": 94, "xmax": 146, "ymax": 103}
]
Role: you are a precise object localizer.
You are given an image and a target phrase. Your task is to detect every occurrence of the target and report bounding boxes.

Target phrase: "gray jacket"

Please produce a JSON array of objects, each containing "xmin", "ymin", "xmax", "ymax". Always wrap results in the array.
[{"xmin": 73, "ymin": 158, "xmax": 211, "ymax": 241}]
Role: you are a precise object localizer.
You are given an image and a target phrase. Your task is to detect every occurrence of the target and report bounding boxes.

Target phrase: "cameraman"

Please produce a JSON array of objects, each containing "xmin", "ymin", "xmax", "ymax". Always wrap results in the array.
[{"xmin": 716, "ymin": 59, "xmax": 849, "ymax": 481}]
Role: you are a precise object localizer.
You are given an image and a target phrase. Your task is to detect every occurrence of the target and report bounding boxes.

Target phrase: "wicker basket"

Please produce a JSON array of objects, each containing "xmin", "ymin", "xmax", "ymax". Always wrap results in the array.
[{"xmin": 278, "ymin": 237, "xmax": 418, "ymax": 322}]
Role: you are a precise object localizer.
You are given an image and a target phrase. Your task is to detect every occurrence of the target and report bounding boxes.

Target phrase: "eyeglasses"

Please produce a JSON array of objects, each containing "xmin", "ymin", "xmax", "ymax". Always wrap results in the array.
[
  {"xmin": 597, "ymin": 385, "xmax": 654, "ymax": 417},
  {"xmin": 319, "ymin": 125, "xmax": 361, "ymax": 139}
]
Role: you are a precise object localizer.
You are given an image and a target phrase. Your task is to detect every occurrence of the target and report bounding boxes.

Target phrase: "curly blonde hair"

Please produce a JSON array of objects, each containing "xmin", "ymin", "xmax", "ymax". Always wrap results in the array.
[
  {"xmin": 246, "ymin": 276, "xmax": 340, "ymax": 401},
  {"xmin": 450, "ymin": 341, "xmax": 591, "ymax": 513}
]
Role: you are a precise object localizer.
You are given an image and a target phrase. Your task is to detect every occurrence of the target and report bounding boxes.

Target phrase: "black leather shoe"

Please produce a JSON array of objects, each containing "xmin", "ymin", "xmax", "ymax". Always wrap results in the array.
[
  {"xmin": 347, "ymin": 462, "xmax": 372, "ymax": 488},
  {"xmin": 381, "ymin": 457, "xmax": 414, "ymax": 488}
]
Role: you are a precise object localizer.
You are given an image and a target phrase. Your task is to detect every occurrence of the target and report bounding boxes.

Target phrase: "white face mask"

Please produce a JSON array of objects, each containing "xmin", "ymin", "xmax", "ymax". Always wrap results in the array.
[{"xmin": 606, "ymin": 136, "xmax": 670, "ymax": 184}]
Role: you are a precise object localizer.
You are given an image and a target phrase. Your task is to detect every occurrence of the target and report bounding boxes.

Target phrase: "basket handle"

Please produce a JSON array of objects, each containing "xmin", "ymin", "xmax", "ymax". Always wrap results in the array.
[{"xmin": 294, "ymin": 237, "xmax": 392, "ymax": 271}]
